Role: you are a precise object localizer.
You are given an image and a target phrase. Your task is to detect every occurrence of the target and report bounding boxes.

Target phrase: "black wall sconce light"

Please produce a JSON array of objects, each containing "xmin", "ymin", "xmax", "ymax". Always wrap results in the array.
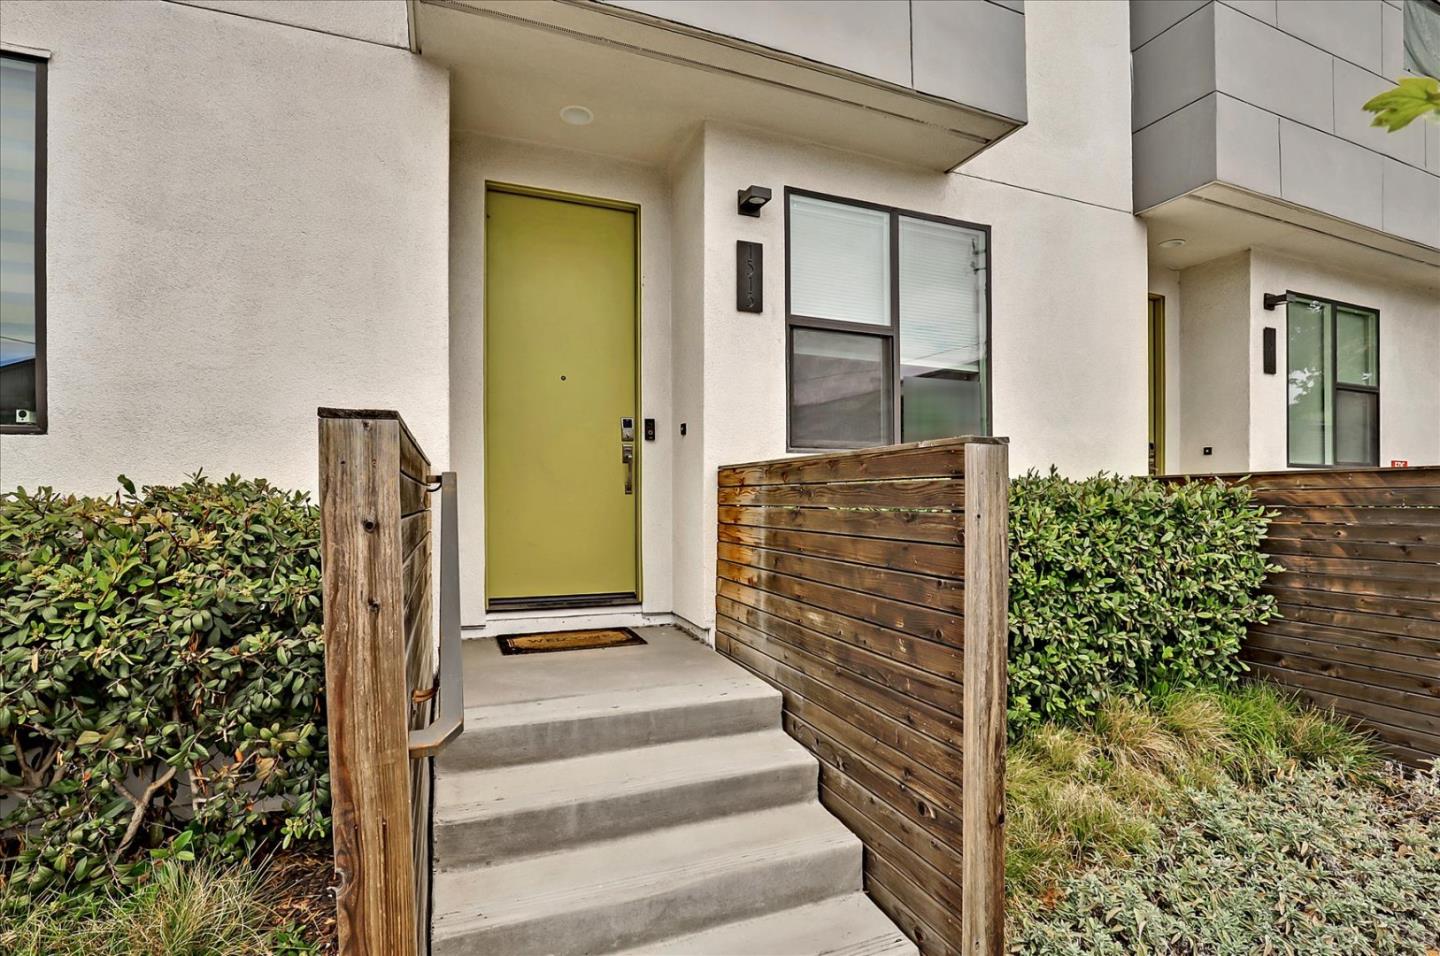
[
  {"xmin": 1263, "ymin": 326, "xmax": 1277, "ymax": 374},
  {"xmin": 737, "ymin": 185, "xmax": 772, "ymax": 217},
  {"xmin": 1263, "ymin": 292, "xmax": 1291, "ymax": 311}
]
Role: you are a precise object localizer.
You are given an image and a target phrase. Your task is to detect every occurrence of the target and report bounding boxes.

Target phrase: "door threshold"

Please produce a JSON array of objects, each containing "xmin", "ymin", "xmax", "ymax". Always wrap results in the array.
[{"xmin": 487, "ymin": 591, "xmax": 639, "ymax": 613}]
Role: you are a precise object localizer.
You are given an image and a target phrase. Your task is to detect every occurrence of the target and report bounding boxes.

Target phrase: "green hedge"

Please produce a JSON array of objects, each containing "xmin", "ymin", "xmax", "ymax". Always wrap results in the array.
[
  {"xmin": 1008, "ymin": 471, "xmax": 1278, "ymax": 733},
  {"xmin": 0, "ymin": 475, "xmax": 327, "ymax": 902}
]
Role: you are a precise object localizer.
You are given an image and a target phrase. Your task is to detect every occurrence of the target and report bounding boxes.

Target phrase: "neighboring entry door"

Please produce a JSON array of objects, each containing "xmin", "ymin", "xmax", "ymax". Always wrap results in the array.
[
  {"xmin": 485, "ymin": 187, "xmax": 639, "ymax": 609},
  {"xmin": 1147, "ymin": 294, "xmax": 1166, "ymax": 475}
]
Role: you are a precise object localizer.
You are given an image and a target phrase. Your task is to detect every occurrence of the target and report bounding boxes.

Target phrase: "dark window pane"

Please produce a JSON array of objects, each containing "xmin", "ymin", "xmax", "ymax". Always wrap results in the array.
[
  {"xmin": 1335, "ymin": 389, "xmax": 1378, "ymax": 465},
  {"xmin": 790, "ymin": 328, "xmax": 891, "ymax": 448},
  {"xmin": 0, "ymin": 55, "xmax": 40, "ymax": 427}
]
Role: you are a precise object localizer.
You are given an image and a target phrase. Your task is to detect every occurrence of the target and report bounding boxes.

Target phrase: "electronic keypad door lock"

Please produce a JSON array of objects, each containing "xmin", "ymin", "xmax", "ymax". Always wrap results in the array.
[{"xmin": 620, "ymin": 417, "xmax": 635, "ymax": 494}]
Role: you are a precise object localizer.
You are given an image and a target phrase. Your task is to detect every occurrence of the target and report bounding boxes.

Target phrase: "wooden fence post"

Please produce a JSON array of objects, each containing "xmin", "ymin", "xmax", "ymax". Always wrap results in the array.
[
  {"xmin": 319, "ymin": 413, "xmax": 419, "ymax": 956},
  {"xmin": 963, "ymin": 441, "xmax": 1008, "ymax": 956}
]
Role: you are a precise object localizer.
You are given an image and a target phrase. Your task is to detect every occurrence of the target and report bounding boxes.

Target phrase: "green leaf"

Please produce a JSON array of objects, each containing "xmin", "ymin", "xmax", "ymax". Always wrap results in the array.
[{"xmin": 1362, "ymin": 76, "xmax": 1440, "ymax": 132}]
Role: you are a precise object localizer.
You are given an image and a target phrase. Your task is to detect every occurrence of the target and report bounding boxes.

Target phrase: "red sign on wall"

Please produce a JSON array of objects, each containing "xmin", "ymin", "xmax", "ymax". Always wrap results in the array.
[{"xmin": 1390, "ymin": 460, "xmax": 1410, "ymax": 467}]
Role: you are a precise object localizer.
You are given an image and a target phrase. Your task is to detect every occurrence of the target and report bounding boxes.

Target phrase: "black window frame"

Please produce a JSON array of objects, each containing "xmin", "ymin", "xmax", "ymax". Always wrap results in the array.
[
  {"xmin": 1284, "ymin": 290, "xmax": 1380, "ymax": 469},
  {"xmin": 783, "ymin": 186, "xmax": 992, "ymax": 453},
  {"xmin": 1, "ymin": 50, "xmax": 47, "ymax": 435}
]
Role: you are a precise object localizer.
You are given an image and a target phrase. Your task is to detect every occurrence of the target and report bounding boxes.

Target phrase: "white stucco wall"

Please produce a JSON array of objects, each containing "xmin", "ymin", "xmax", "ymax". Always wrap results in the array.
[
  {"xmin": 1247, "ymin": 249, "xmax": 1440, "ymax": 470},
  {"xmin": 0, "ymin": 0, "xmax": 449, "ymax": 496},
  {"xmin": 448, "ymin": 133, "xmax": 676, "ymax": 627},
  {"xmin": 668, "ymin": 131, "xmax": 709, "ymax": 631},
  {"xmin": 1176, "ymin": 251, "xmax": 1252, "ymax": 473},
  {"xmin": 172, "ymin": 0, "xmax": 410, "ymax": 47}
]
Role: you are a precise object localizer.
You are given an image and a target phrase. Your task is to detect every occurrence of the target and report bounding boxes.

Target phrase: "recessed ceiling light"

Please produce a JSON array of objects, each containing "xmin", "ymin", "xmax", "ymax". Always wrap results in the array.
[
  {"xmin": 560, "ymin": 105, "xmax": 594, "ymax": 126},
  {"xmin": 1158, "ymin": 238, "xmax": 1187, "ymax": 249}
]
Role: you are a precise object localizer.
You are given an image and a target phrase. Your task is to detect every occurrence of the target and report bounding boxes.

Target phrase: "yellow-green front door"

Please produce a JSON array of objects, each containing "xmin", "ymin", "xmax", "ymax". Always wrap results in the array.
[{"xmin": 485, "ymin": 187, "xmax": 639, "ymax": 607}]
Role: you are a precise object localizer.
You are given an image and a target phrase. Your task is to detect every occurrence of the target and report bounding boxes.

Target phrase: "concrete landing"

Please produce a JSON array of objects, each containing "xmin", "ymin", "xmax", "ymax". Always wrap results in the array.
[{"xmin": 432, "ymin": 625, "xmax": 917, "ymax": 956}]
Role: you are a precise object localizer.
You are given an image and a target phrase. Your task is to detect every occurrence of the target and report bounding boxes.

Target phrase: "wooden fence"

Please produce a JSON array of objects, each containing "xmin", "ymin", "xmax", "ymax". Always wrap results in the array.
[
  {"xmin": 1180, "ymin": 466, "xmax": 1440, "ymax": 767},
  {"xmin": 715, "ymin": 437, "xmax": 1009, "ymax": 956},
  {"xmin": 319, "ymin": 409, "xmax": 463, "ymax": 956}
]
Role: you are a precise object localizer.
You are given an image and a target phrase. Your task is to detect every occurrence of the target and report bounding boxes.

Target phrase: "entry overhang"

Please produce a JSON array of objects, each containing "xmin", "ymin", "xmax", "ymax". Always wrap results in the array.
[
  {"xmin": 1144, "ymin": 182, "xmax": 1440, "ymax": 293},
  {"xmin": 413, "ymin": 0, "xmax": 1027, "ymax": 171}
]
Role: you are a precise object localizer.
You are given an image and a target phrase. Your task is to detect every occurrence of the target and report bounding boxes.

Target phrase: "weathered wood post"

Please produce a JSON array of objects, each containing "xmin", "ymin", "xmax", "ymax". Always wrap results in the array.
[
  {"xmin": 962, "ymin": 440, "xmax": 1008, "ymax": 956},
  {"xmin": 318, "ymin": 410, "xmax": 419, "ymax": 956}
]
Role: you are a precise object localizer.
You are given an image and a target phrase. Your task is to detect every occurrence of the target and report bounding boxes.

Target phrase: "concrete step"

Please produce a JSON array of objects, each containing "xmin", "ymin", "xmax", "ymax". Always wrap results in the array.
[
  {"xmin": 437, "ymin": 674, "xmax": 780, "ymax": 773},
  {"xmin": 610, "ymin": 893, "xmax": 920, "ymax": 956},
  {"xmin": 434, "ymin": 729, "xmax": 818, "ymax": 867},
  {"xmin": 431, "ymin": 802, "xmax": 863, "ymax": 956}
]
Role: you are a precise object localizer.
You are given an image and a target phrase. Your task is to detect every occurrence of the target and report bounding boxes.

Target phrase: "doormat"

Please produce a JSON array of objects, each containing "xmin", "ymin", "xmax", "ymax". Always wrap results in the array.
[{"xmin": 497, "ymin": 627, "xmax": 646, "ymax": 656}]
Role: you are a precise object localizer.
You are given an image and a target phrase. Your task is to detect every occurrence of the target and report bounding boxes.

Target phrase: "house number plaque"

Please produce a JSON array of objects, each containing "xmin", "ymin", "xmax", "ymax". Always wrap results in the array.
[{"xmin": 736, "ymin": 240, "xmax": 762, "ymax": 313}]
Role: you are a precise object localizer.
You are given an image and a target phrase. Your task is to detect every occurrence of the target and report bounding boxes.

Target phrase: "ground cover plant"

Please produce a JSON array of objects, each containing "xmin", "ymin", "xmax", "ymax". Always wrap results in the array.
[
  {"xmin": 1006, "ymin": 685, "xmax": 1440, "ymax": 954},
  {"xmin": 0, "ymin": 474, "xmax": 329, "ymax": 919},
  {"xmin": 1, "ymin": 854, "xmax": 331, "ymax": 956},
  {"xmin": 1008, "ymin": 471, "xmax": 1278, "ymax": 734}
]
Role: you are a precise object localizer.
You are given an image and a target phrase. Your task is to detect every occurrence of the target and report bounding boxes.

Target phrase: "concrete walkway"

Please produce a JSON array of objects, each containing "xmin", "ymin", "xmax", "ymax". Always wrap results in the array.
[{"xmin": 431, "ymin": 625, "xmax": 916, "ymax": 956}]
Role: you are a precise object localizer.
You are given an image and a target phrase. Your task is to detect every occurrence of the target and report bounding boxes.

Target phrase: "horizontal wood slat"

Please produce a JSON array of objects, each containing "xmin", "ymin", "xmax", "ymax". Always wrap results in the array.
[
  {"xmin": 718, "ymin": 521, "xmax": 965, "ymax": 578},
  {"xmin": 716, "ymin": 439, "xmax": 1008, "ymax": 956},
  {"xmin": 400, "ymin": 472, "xmax": 430, "ymax": 518},
  {"xmin": 1182, "ymin": 466, "xmax": 1440, "ymax": 767},
  {"xmin": 718, "ymin": 541, "xmax": 963, "ymax": 612},
  {"xmin": 717, "ymin": 558, "xmax": 963, "ymax": 645},
  {"xmin": 718, "ymin": 478, "xmax": 965, "ymax": 508},
  {"xmin": 1250, "ymin": 486, "xmax": 1440, "ymax": 507},
  {"xmin": 720, "ymin": 503, "xmax": 963, "ymax": 545},
  {"xmin": 717, "ymin": 580, "xmax": 965, "ymax": 682},
  {"xmin": 719, "ymin": 437, "xmax": 986, "ymax": 487}
]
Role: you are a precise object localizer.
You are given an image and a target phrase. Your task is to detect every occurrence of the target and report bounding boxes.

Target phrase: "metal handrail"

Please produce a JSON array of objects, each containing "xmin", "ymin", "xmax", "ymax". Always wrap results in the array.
[{"xmin": 408, "ymin": 471, "xmax": 464, "ymax": 758}]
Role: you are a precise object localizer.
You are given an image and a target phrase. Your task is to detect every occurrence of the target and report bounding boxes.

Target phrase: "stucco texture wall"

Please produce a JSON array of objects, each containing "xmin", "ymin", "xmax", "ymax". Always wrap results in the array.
[
  {"xmin": 448, "ymin": 133, "xmax": 676, "ymax": 627},
  {"xmin": 1177, "ymin": 251, "xmax": 1252, "ymax": 473},
  {"xmin": 0, "ymin": 0, "xmax": 449, "ymax": 495},
  {"xmin": 173, "ymin": 0, "xmax": 410, "ymax": 47}
]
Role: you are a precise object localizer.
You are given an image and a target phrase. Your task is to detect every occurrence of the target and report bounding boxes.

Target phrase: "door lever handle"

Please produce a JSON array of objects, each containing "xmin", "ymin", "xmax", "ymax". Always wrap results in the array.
[{"xmin": 621, "ymin": 444, "xmax": 634, "ymax": 495}]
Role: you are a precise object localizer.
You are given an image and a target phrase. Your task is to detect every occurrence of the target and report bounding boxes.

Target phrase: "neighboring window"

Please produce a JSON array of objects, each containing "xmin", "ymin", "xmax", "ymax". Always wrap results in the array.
[
  {"xmin": 1, "ymin": 51, "xmax": 45, "ymax": 433},
  {"xmin": 1287, "ymin": 294, "xmax": 1379, "ymax": 467},
  {"xmin": 786, "ymin": 190, "xmax": 989, "ymax": 450}
]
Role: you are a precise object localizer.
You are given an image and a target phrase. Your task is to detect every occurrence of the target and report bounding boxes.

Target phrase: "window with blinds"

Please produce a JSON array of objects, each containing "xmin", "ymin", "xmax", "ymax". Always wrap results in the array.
[
  {"xmin": 0, "ymin": 52, "xmax": 45, "ymax": 433},
  {"xmin": 786, "ymin": 190, "xmax": 989, "ymax": 450}
]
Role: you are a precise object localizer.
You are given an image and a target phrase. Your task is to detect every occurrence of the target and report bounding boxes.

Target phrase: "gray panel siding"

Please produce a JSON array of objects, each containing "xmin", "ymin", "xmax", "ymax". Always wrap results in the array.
[
  {"xmin": 1130, "ymin": 0, "xmax": 1208, "ymax": 49},
  {"xmin": 1383, "ymin": 158, "xmax": 1440, "ymax": 247},
  {"xmin": 602, "ymin": 0, "xmax": 1027, "ymax": 123},
  {"xmin": 1331, "ymin": 59, "xmax": 1425, "ymax": 167},
  {"xmin": 1214, "ymin": 95, "xmax": 1281, "ymax": 196},
  {"xmin": 1274, "ymin": 0, "xmax": 1383, "ymax": 74},
  {"xmin": 1279, "ymin": 119, "xmax": 1384, "ymax": 229},
  {"xmin": 1134, "ymin": 95, "xmax": 1219, "ymax": 212},
  {"xmin": 1214, "ymin": 3, "xmax": 1334, "ymax": 132},
  {"xmin": 1132, "ymin": 3, "xmax": 1215, "ymax": 131},
  {"xmin": 1219, "ymin": 0, "xmax": 1276, "ymax": 24},
  {"xmin": 1131, "ymin": 0, "xmax": 1439, "ymax": 245},
  {"xmin": 913, "ymin": 1, "xmax": 1027, "ymax": 122},
  {"xmin": 1381, "ymin": 1, "xmax": 1405, "ymax": 78},
  {"xmin": 604, "ymin": 0, "xmax": 912, "ymax": 85}
]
